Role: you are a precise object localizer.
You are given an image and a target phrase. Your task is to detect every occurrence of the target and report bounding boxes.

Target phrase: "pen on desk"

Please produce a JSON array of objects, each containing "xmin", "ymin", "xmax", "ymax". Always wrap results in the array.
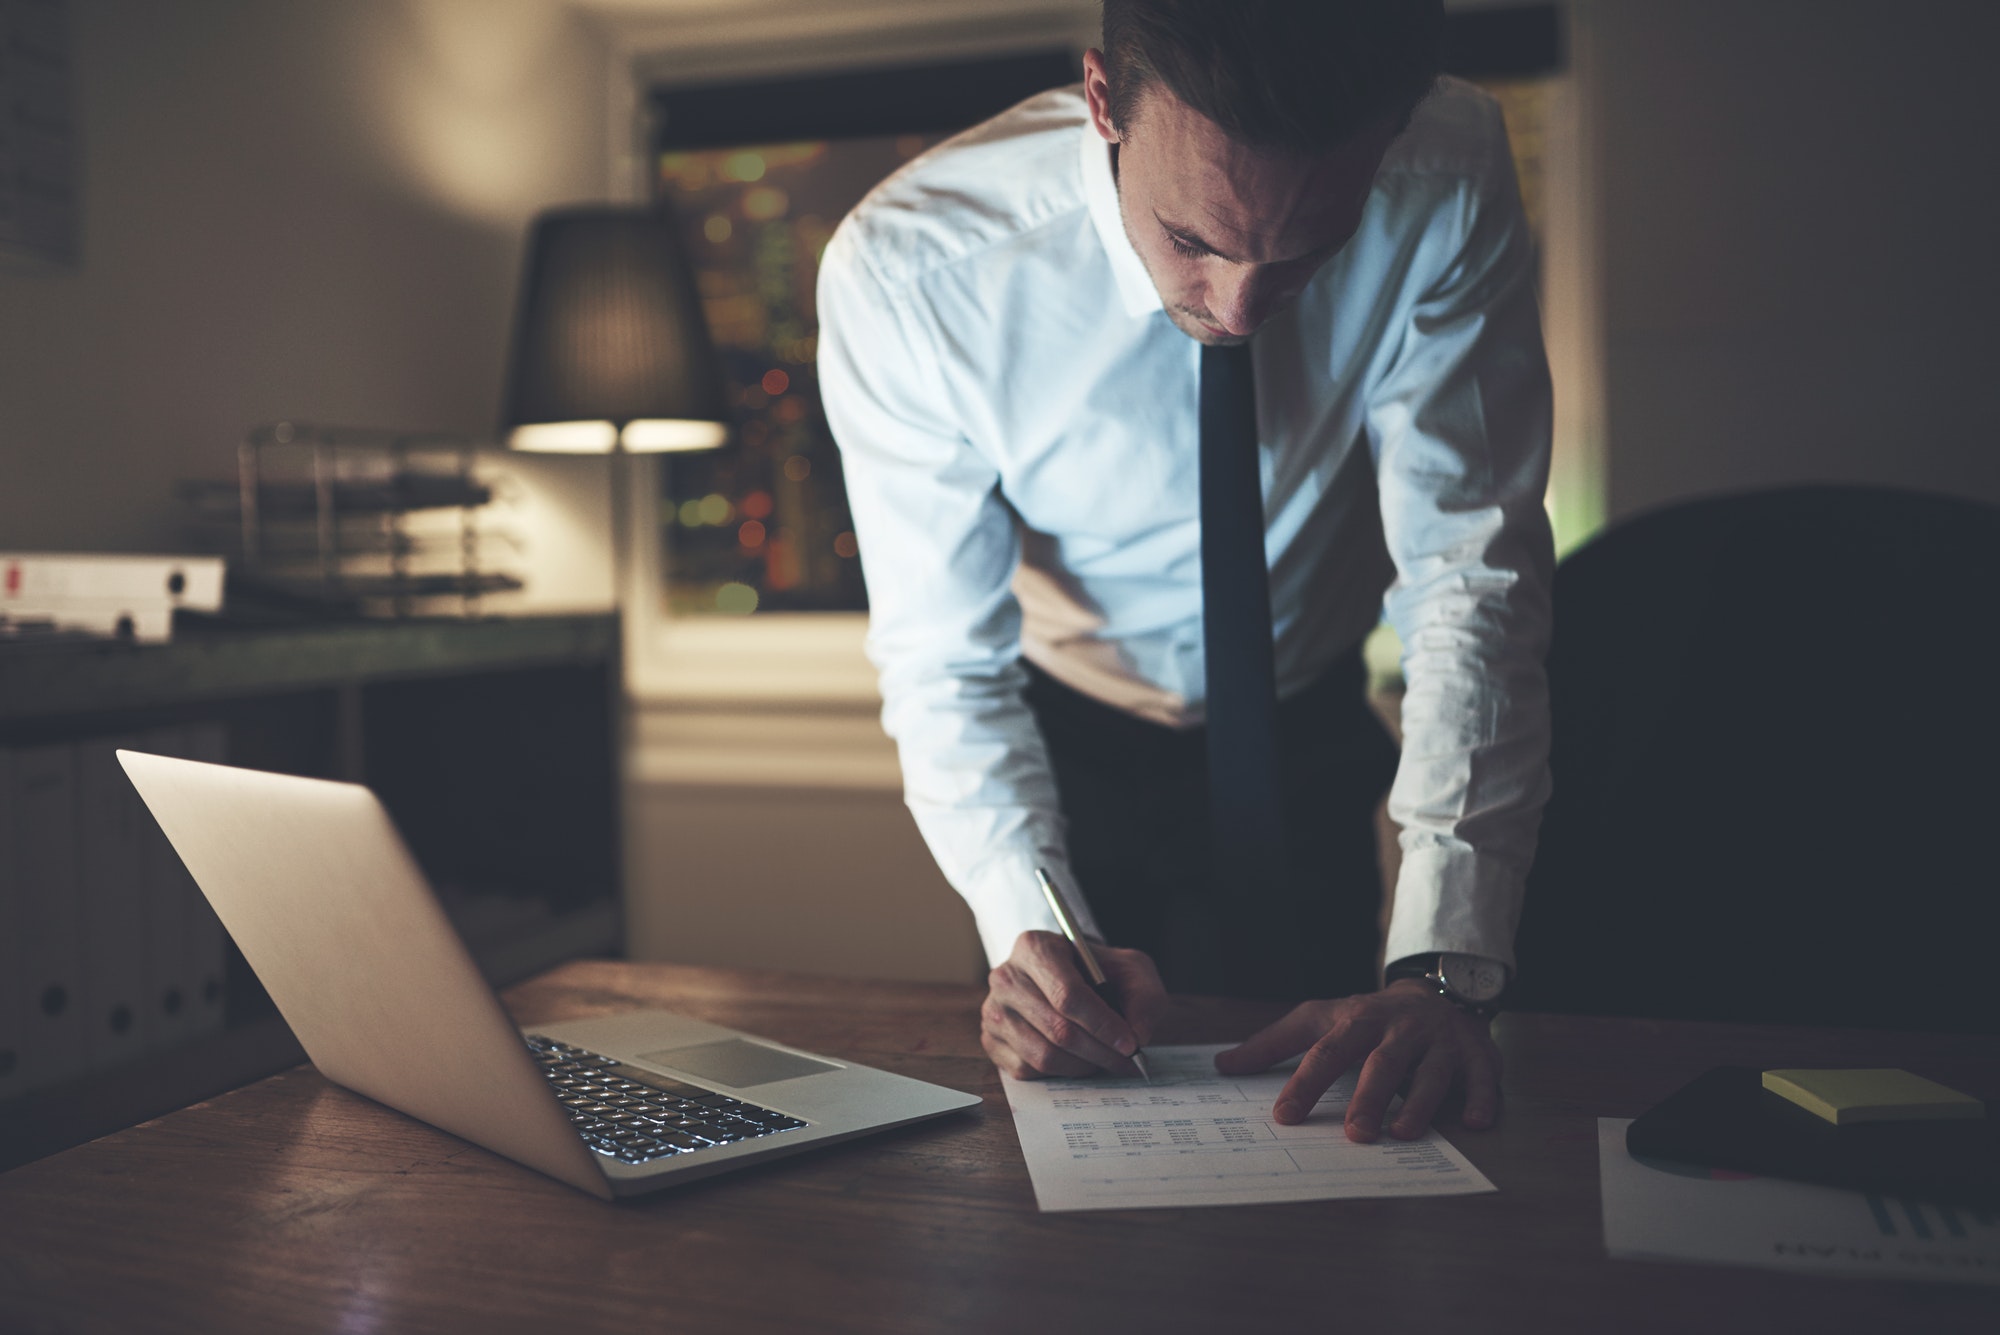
[{"xmin": 1035, "ymin": 866, "xmax": 1153, "ymax": 1083}]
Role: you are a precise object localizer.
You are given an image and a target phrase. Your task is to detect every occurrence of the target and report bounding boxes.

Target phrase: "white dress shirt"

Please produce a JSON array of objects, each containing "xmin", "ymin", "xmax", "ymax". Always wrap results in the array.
[{"xmin": 817, "ymin": 79, "xmax": 1554, "ymax": 974}]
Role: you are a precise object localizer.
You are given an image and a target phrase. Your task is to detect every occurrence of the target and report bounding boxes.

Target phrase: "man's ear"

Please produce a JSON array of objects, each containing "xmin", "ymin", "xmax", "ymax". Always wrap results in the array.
[{"xmin": 1080, "ymin": 47, "xmax": 1122, "ymax": 145}]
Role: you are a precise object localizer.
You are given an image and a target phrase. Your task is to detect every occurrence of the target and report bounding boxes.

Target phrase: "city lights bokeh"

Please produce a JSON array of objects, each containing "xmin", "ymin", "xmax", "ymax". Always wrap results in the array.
[{"xmin": 656, "ymin": 134, "xmax": 938, "ymax": 615}]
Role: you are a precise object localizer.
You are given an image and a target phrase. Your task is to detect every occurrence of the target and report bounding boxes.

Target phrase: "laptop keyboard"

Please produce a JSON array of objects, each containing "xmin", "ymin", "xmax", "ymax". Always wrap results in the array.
[{"xmin": 526, "ymin": 1035, "xmax": 809, "ymax": 1165}]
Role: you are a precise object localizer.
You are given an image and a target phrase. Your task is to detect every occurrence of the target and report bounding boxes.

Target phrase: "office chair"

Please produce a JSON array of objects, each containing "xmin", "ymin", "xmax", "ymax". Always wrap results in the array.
[{"xmin": 1510, "ymin": 485, "xmax": 2000, "ymax": 1033}]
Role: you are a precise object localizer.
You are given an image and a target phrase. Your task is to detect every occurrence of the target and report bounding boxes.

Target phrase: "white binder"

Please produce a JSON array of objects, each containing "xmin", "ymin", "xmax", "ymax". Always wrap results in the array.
[
  {"xmin": 11, "ymin": 744, "xmax": 88, "ymax": 1091},
  {"xmin": 0, "ymin": 553, "xmax": 224, "ymax": 606},
  {"xmin": 0, "ymin": 554, "xmax": 225, "ymax": 645},
  {"xmin": 76, "ymin": 735, "xmax": 154, "ymax": 1070}
]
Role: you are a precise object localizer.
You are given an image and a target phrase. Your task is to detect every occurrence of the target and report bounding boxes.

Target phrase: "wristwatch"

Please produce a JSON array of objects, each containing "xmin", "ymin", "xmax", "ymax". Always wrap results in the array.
[{"xmin": 1385, "ymin": 953, "xmax": 1509, "ymax": 1019}]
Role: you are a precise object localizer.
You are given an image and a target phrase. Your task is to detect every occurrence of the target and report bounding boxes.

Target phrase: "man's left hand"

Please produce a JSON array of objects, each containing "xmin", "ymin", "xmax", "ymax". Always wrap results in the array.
[{"xmin": 1213, "ymin": 979, "xmax": 1500, "ymax": 1142}]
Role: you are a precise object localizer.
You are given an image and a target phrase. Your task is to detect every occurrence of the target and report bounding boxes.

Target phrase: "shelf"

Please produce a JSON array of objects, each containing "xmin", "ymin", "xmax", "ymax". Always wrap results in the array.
[
  {"xmin": 0, "ymin": 614, "xmax": 617, "ymax": 727},
  {"xmin": 178, "ymin": 474, "xmax": 493, "ymax": 519}
]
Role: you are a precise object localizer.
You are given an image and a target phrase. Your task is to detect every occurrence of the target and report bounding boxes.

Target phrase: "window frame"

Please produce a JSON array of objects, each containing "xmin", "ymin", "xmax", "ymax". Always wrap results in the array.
[{"xmin": 612, "ymin": 3, "xmax": 1597, "ymax": 712}]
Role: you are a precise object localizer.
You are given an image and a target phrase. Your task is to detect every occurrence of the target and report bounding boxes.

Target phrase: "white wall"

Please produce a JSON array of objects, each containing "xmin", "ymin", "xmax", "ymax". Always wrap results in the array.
[
  {"xmin": 0, "ymin": 0, "xmax": 617, "ymax": 598},
  {"xmin": 1585, "ymin": 0, "xmax": 2000, "ymax": 519},
  {"xmin": 626, "ymin": 773, "xmax": 984, "ymax": 985}
]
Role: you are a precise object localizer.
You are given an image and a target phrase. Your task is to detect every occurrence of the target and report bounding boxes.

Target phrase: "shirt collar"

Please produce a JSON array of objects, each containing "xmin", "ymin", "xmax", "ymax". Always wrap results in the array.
[{"xmin": 1078, "ymin": 125, "xmax": 1164, "ymax": 318}]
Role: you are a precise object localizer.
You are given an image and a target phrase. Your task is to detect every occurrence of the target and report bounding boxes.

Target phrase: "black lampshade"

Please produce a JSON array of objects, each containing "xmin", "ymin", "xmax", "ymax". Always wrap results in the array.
[{"xmin": 500, "ymin": 205, "xmax": 730, "ymax": 452}]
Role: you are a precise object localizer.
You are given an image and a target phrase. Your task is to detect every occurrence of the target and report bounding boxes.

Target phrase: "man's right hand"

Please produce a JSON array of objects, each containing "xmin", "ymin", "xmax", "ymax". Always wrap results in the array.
[{"xmin": 980, "ymin": 930, "xmax": 1168, "ymax": 1078}]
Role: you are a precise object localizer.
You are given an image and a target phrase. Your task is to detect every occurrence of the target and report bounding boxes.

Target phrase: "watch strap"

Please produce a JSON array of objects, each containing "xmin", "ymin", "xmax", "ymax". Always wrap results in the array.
[
  {"xmin": 1385, "ymin": 953, "xmax": 1505, "ymax": 1018},
  {"xmin": 1384, "ymin": 954, "xmax": 1440, "ymax": 986}
]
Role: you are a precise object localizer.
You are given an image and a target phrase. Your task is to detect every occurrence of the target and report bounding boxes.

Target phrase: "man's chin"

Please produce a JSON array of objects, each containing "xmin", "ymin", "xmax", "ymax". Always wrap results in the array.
[{"xmin": 1168, "ymin": 308, "xmax": 1253, "ymax": 347}]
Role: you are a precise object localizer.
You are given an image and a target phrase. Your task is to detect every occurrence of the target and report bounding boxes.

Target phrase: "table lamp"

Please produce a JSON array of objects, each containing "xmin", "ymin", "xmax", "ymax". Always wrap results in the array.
[{"xmin": 500, "ymin": 205, "xmax": 730, "ymax": 639}]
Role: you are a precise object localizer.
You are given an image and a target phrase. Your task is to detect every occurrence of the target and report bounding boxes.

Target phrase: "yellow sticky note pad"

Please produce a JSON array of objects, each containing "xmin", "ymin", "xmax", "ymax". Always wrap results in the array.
[{"xmin": 1762, "ymin": 1068, "xmax": 1985, "ymax": 1126}]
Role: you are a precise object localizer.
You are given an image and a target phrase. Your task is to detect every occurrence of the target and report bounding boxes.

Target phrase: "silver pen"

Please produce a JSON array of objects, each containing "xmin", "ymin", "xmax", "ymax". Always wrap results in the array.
[{"xmin": 1035, "ymin": 867, "xmax": 1153, "ymax": 1083}]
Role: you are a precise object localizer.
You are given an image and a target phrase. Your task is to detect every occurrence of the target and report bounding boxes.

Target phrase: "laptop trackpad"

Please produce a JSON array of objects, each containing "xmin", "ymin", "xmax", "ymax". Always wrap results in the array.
[{"xmin": 639, "ymin": 1039, "xmax": 839, "ymax": 1088}]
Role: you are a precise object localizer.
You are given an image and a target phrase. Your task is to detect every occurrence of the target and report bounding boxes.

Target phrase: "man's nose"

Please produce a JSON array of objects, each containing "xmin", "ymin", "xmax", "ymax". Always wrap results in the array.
[{"xmin": 1206, "ymin": 267, "xmax": 1294, "ymax": 338}]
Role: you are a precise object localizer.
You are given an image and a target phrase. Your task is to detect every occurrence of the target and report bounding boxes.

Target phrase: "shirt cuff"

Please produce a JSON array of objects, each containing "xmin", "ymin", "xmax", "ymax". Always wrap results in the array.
[
  {"xmin": 962, "ymin": 846, "xmax": 1103, "ymax": 968},
  {"xmin": 1382, "ymin": 840, "xmax": 1525, "ymax": 975}
]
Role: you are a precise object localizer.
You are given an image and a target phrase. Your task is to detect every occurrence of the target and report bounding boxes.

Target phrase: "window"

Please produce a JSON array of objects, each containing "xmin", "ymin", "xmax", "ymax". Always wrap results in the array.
[
  {"xmin": 641, "ymin": 7, "xmax": 1588, "ymax": 625},
  {"xmin": 653, "ymin": 134, "xmax": 937, "ymax": 614},
  {"xmin": 649, "ymin": 51, "xmax": 1080, "ymax": 616}
]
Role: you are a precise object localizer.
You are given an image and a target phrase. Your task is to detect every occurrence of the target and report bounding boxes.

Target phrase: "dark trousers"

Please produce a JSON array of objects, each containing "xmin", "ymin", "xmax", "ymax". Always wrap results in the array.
[{"xmin": 1023, "ymin": 650, "xmax": 1400, "ymax": 1003}]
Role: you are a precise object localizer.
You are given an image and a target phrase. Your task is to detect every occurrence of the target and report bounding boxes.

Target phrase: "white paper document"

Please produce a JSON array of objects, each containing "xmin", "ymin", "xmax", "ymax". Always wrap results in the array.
[
  {"xmin": 1598, "ymin": 1118, "xmax": 2000, "ymax": 1286},
  {"xmin": 1001, "ymin": 1044, "xmax": 1496, "ymax": 1212}
]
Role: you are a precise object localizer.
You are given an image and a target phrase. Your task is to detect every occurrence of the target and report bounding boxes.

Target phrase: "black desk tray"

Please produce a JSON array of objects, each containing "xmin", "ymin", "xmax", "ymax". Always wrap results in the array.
[{"xmin": 1627, "ymin": 1066, "xmax": 2000, "ymax": 1208}]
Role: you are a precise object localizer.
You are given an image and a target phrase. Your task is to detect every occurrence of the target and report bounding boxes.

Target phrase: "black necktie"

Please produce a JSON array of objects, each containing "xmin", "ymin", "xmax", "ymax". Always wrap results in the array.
[{"xmin": 1199, "ymin": 341, "xmax": 1290, "ymax": 996}]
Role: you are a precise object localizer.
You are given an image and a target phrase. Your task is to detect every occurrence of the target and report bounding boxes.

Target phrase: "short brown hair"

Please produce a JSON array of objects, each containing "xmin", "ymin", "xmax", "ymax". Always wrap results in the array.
[{"xmin": 1101, "ymin": 0, "xmax": 1444, "ymax": 155}]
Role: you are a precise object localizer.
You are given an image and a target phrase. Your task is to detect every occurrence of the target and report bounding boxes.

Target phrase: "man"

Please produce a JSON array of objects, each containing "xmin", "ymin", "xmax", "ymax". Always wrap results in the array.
[{"xmin": 817, "ymin": 0, "xmax": 1552, "ymax": 1143}]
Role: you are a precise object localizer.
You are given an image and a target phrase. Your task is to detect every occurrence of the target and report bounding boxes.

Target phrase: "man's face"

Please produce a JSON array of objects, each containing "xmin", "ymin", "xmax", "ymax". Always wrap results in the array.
[{"xmin": 1083, "ymin": 49, "xmax": 1402, "ymax": 346}]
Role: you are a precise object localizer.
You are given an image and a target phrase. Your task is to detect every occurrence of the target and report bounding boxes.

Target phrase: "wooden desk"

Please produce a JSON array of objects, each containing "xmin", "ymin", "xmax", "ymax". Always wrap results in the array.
[{"xmin": 2, "ymin": 961, "xmax": 1995, "ymax": 1334}]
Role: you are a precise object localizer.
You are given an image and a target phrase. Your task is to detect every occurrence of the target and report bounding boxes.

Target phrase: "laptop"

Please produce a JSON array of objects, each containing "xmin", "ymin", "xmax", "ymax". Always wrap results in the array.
[{"xmin": 118, "ymin": 749, "xmax": 980, "ymax": 1200}]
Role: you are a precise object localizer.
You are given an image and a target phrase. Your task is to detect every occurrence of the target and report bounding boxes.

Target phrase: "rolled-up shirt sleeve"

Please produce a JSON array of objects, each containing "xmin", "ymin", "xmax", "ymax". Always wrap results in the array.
[
  {"xmin": 816, "ymin": 229, "xmax": 1100, "ymax": 966},
  {"xmin": 1368, "ymin": 152, "xmax": 1556, "ymax": 975}
]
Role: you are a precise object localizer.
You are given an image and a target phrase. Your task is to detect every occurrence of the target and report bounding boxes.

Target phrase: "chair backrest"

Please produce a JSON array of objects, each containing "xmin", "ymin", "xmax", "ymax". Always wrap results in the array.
[{"xmin": 1511, "ymin": 485, "xmax": 2000, "ymax": 1033}]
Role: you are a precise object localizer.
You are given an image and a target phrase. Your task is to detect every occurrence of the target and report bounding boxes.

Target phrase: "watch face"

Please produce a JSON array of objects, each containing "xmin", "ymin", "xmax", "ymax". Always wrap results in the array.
[{"xmin": 1439, "ymin": 953, "xmax": 1507, "ymax": 1004}]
